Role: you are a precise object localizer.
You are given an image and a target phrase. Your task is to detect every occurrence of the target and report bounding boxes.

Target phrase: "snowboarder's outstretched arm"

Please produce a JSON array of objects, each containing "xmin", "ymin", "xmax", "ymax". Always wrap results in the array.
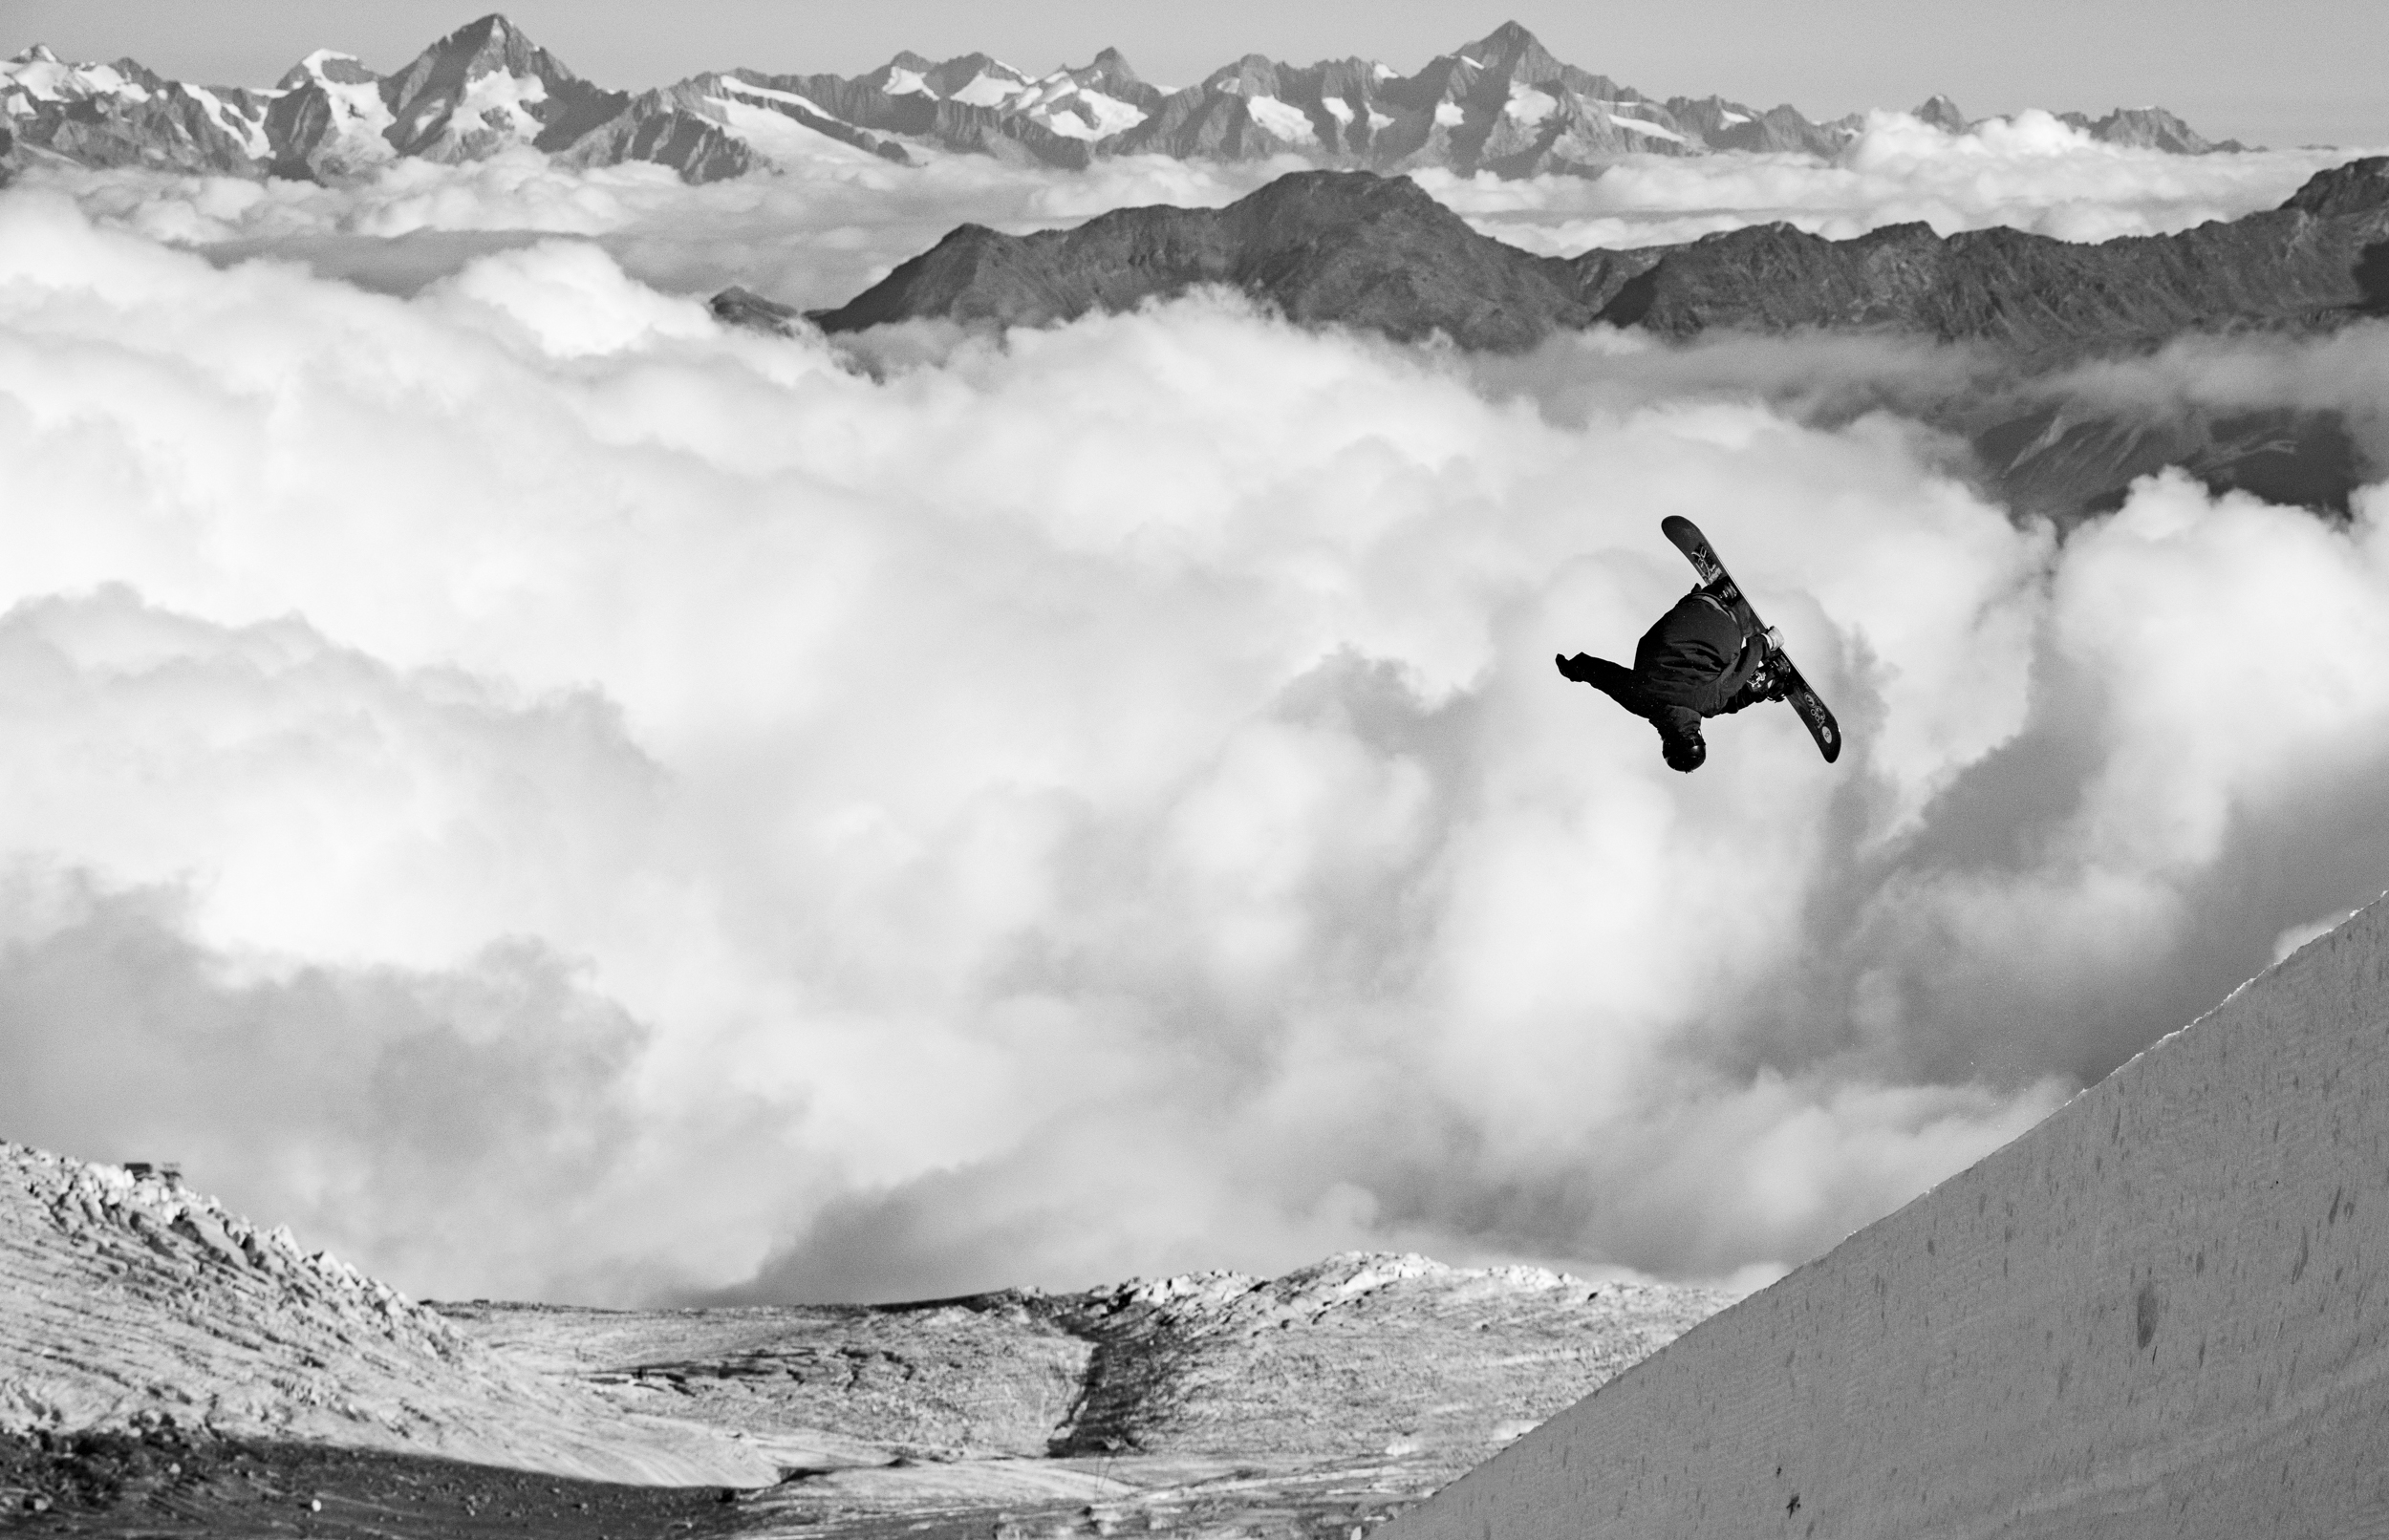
[{"xmin": 1556, "ymin": 652, "xmax": 1645, "ymax": 709}]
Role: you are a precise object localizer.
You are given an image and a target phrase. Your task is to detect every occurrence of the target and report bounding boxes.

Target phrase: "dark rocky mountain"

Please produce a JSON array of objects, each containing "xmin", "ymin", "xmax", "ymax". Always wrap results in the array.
[
  {"xmin": 1589, "ymin": 176, "xmax": 2389, "ymax": 349},
  {"xmin": 2055, "ymin": 104, "xmax": 2246, "ymax": 154},
  {"xmin": 812, "ymin": 172, "xmax": 1599, "ymax": 351},
  {"xmin": 790, "ymin": 159, "xmax": 2389, "ymax": 520},
  {"xmin": 0, "ymin": 14, "xmax": 2254, "ymax": 186},
  {"xmin": 812, "ymin": 158, "xmax": 2389, "ymax": 352},
  {"xmin": 1912, "ymin": 93, "xmax": 1969, "ymax": 136}
]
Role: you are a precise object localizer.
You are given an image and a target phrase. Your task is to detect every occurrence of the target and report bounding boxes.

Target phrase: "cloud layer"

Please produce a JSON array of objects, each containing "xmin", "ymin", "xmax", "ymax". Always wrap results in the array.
[
  {"xmin": 1432, "ymin": 112, "xmax": 2371, "ymax": 254},
  {"xmin": 4, "ymin": 150, "xmax": 2389, "ymax": 1306},
  {"xmin": 26, "ymin": 114, "xmax": 2373, "ymax": 314}
]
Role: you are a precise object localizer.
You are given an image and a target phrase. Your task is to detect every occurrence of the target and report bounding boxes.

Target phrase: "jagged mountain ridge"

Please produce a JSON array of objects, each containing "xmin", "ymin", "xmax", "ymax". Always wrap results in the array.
[
  {"xmin": 809, "ymin": 158, "xmax": 2389, "ymax": 353},
  {"xmin": 783, "ymin": 158, "xmax": 2389, "ymax": 520},
  {"xmin": 0, "ymin": 13, "xmax": 2246, "ymax": 186},
  {"xmin": 806, "ymin": 172, "xmax": 1600, "ymax": 350}
]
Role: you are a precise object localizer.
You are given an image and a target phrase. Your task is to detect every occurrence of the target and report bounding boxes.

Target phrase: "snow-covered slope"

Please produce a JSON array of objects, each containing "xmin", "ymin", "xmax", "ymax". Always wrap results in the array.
[
  {"xmin": 0, "ymin": 1143, "xmax": 780, "ymax": 1486},
  {"xmin": 431, "ymin": 1250, "xmax": 1729, "ymax": 1536},
  {"xmin": 1386, "ymin": 891, "xmax": 2389, "ymax": 1538}
]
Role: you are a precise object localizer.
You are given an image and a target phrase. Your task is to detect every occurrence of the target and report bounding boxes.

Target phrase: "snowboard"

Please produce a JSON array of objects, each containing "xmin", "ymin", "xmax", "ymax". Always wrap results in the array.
[{"xmin": 1659, "ymin": 515, "xmax": 1842, "ymax": 764}]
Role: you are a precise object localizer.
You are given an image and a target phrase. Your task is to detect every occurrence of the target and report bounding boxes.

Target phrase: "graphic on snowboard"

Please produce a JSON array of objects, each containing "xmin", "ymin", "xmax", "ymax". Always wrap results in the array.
[{"xmin": 1658, "ymin": 516, "xmax": 1840, "ymax": 763}]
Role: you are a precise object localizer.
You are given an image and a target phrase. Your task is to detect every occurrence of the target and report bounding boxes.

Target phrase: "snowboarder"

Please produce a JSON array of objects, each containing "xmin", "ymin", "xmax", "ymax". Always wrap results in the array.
[{"xmin": 1555, "ymin": 583, "xmax": 1788, "ymax": 773}]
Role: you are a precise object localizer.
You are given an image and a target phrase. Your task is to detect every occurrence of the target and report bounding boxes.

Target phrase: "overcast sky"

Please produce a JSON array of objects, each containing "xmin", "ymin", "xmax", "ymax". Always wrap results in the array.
[{"xmin": 2, "ymin": 0, "xmax": 2382, "ymax": 148}]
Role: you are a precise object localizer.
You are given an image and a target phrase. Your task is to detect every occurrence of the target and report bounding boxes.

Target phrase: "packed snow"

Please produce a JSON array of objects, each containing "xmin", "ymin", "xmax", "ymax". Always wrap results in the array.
[
  {"xmin": 706, "ymin": 94, "xmax": 890, "ymax": 168},
  {"xmin": 1506, "ymin": 85, "xmax": 1560, "ymax": 126},
  {"xmin": 950, "ymin": 70, "xmax": 1030, "ymax": 108},
  {"xmin": 447, "ymin": 65, "xmax": 549, "ymax": 143},
  {"xmin": 1243, "ymin": 95, "xmax": 1318, "ymax": 146},
  {"xmin": 1021, "ymin": 80, "xmax": 1148, "ymax": 141},
  {"xmin": 1605, "ymin": 110, "xmax": 1687, "ymax": 143},
  {"xmin": 2, "ymin": 51, "xmax": 148, "ymax": 109},
  {"xmin": 179, "ymin": 82, "xmax": 273, "ymax": 158}
]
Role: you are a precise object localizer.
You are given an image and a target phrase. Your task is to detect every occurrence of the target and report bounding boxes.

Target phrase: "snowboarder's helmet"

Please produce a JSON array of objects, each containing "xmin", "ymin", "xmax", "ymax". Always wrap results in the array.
[{"xmin": 1663, "ymin": 729, "xmax": 1706, "ymax": 773}]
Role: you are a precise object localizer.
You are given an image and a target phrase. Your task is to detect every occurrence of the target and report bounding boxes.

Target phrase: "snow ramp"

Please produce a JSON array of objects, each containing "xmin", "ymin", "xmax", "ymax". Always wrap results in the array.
[{"xmin": 1383, "ymin": 892, "xmax": 2389, "ymax": 1539}]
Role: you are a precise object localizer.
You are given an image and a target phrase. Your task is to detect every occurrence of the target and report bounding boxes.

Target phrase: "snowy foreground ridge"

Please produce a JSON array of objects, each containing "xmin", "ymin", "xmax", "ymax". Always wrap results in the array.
[
  {"xmin": 0, "ymin": 1143, "xmax": 783, "ymax": 1485},
  {"xmin": 1, "ymin": 1135, "xmax": 1726, "ymax": 1527},
  {"xmin": 0, "ymin": 14, "xmax": 2242, "ymax": 186}
]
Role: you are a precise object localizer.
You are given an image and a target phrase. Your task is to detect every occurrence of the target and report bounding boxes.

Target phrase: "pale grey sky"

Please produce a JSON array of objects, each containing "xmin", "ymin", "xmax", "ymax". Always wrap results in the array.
[{"xmin": 2, "ymin": 0, "xmax": 2382, "ymax": 147}]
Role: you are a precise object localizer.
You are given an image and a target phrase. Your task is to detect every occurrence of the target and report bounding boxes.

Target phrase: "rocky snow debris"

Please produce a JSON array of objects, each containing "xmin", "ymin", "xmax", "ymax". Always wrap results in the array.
[
  {"xmin": 1038, "ymin": 1250, "xmax": 1729, "ymax": 1462},
  {"xmin": 0, "ymin": 1140, "xmax": 775, "ymax": 1486},
  {"xmin": 12, "ymin": 1145, "xmax": 463, "ymax": 1360}
]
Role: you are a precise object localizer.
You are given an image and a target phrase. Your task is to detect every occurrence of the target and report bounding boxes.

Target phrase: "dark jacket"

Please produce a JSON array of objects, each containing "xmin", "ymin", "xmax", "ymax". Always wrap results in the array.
[{"xmin": 1571, "ymin": 591, "xmax": 1769, "ymax": 743}]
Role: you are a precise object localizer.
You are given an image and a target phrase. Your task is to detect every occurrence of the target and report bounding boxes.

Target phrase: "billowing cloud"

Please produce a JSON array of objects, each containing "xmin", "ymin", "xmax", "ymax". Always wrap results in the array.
[
  {"xmin": 25, "ymin": 146, "xmax": 1316, "ymax": 310},
  {"xmin": 3, "ymin": 164, "xmax": 2388, "ymax": 1309},
  {"xmin": 1435, "ymin": 113, "xmax": 2372, "ymax": 254},
  {"xmin": 22, "ymin": 118, "xmax": 2374, "ymax": 316}
]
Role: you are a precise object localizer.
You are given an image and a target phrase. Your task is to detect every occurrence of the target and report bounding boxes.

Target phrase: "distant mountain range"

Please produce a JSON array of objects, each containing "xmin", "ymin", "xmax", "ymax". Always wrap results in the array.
[{"xmin": 0, "ymin": 13, "xmax": 2247, "ymax": 186}]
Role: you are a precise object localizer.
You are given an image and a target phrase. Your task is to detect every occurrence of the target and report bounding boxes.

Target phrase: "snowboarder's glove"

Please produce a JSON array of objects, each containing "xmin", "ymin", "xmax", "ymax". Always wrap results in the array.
[
  {"xmin": 1555, "ymin": 652, "xmax": 1589, "ymax": 682},
  {"xmin": 1762, "ymin": 626, "xmax": 1784, "ymax": 653}
]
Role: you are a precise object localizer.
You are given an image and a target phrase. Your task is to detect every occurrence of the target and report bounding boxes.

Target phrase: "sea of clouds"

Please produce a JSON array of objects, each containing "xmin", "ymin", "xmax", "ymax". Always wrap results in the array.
[{"xmin": 3, "ymin": 116, "xmax": 2387, "ymax": 1305}]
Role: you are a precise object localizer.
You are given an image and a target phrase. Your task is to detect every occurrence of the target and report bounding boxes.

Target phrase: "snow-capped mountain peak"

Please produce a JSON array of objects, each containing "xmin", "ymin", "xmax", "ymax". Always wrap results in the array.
[
  {"xmin": 2, "ymin": 48, "xmax": 151, "ymax": 113},
  {"xmin": 278, "ymin": 50, "xmax": 380, "ymax": 91},
  {"xmin": 0, "ymin": 14, "xmax": 2254, "ymax": 188},
  {"xmin": 378, "ymin": 12, "xmax": 625, "ymax": 161}
]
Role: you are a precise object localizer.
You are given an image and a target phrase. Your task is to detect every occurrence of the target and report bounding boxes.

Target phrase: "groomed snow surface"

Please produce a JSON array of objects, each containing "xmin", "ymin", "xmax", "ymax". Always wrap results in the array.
[{"xmin": 1388, "ymin": 895, "xmax": 2389, "ymax": 1539}]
